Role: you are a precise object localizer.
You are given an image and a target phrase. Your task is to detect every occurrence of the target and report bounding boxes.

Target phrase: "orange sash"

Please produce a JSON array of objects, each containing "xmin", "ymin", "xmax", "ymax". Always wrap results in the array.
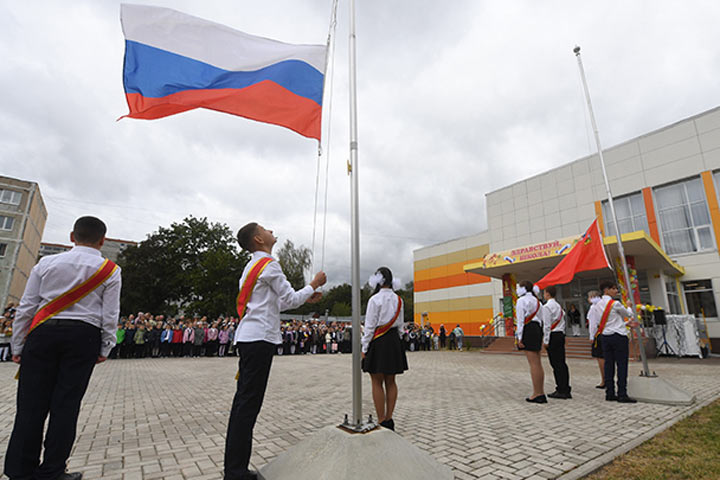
[
  {"xmin": 236, "ymin": 257, "xmax": 273, "ymax": 319},
  {"xmin": 29, "ymin": 259, "xmax": 118, "ymax": 334},
  {"xmin": 594, "ymin": 299, "xmax": 615, "ymax": 346},
  {"xmin": 524, "ymin": 299, "xmax": 540, "ymax": 325},
  {"xmin": 372, "ymin": 295, "xmax": 403, "ymax": 341},
  {"xmin": 550, "ymin": 309, "xmax": 564, "ymax": 330}
]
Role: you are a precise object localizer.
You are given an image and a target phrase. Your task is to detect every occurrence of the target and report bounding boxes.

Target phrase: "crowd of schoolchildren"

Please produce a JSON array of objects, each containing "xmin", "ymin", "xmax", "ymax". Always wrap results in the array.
[{"xmin": 105, "ymin": 312, "xmax": 466, "ymax": 359}]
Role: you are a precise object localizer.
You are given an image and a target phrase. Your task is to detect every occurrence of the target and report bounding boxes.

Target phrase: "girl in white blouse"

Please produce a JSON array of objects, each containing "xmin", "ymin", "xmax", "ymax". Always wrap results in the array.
[{"xmin": 361, "ymin": 267, "xmax": 408, "ymax": 430}]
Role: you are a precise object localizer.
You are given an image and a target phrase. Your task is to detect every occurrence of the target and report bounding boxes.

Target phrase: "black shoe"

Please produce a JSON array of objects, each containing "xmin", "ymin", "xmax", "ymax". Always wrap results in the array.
[
  {"xmin": 595, "ymin": 384, "xmax": 606, "ymax": 389},
  {"xmin": 58, "ymin": 473, "xmax": 83, "ymax": 480},
  {"xmin": 379, "ymin": 419, "xmax": 395, "ymax": 431},
  {"xmin": 238, "ymin": 470, "xmax": 258, "ymax": 480},
  {"xmin": 563, "ymin": 391, "xmax": 572, "ymax": 399},
  {"xmin": 526, "ymin": 395, "xmax": 547, "ymax": 403},
  {"xmin": 606, "ymin": 394, "xmax": 618, "ymax": 401},
  {"xmin": 617, "ymin": 396, "xmax": 637, "ymax": 403},
  {"xmin": 547, "ymin": 391, "xmax": 566, "ymax": 399}
]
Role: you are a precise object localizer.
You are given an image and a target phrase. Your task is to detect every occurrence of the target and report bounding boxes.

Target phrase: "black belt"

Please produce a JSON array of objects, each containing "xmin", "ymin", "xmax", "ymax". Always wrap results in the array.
[{"xmin": 41, "ymin": 318, "xmax": 89, "ymax": 327}]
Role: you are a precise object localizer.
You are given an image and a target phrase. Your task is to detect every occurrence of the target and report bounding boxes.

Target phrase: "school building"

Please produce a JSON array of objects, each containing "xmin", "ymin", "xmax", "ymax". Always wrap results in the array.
[{"xmin": 414, "ymin": 106, "xmax": 720, "ymax": 352}]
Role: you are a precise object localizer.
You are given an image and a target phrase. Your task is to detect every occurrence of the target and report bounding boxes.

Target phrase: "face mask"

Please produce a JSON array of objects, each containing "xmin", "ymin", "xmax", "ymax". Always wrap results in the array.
[
  {"xmin": 590, "ymin": 297, "xmax": 601, "ymax": 304},
  {"xmin": 516, "ymin": 286, "xmax": 527, "ymax": 296}
]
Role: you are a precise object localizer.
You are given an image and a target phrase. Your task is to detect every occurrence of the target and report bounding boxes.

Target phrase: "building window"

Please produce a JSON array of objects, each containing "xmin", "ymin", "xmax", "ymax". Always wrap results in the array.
[
  {"xmin": 0, "ymin": 243, "xmax": 6, "ymax": 257},
  {"xmin": 654, "ymin": 177, "xmax": 714, "ymax": 255},
  {"xmin": 0, "ymin": 215, "xmax": 14, "ymax": 231},
  {"xmin": 683, "ymin": 280, "xmax": 717, "ymax": 318},
  {"xmin": 665, "ymin": 280, "xmax": 681, "ymax": 314},
  {"xmin": 602, "ymin": 192, "xmax": 649, "ymax": 237},
  {"xmin": 0, "ymin": 189, "xmax": 22, "ymax": 206}
]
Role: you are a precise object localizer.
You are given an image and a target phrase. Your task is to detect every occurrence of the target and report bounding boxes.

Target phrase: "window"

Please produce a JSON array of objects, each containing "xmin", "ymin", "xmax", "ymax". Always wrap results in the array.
[
  {"xmin": 0, "ymin": 243, "xmax": 6, "ymax": 257},
  {"xmin": 654, "ymin": 178, "xmax": 714, "ymax": 255},
  {"xmin": 602, "ymin": 192, "xmax": 649, "ymax": 237},
  {"xmin": 0, "ymin": 216, "xmax": 14, "ymax": 231},
  {"xmin": 665, "ymin": 280, "xmax": 681, "ymax": 314},
  {"xmin": 683, "ymin": 280, "xmax": 717, "ymax": 318},
  {"xmin": 0, "ymin": 189, "xmax": 21, "ymax": 206}
]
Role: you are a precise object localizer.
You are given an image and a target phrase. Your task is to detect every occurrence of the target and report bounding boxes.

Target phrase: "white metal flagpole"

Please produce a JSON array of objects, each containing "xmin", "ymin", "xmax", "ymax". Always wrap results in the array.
[
  {"xmin": 348, "ymin": 0, "xmax": 364, "ymax": 427},
  {"xmin": 573, "ymin": 45, "xmax": 652, "ymax": 377}
]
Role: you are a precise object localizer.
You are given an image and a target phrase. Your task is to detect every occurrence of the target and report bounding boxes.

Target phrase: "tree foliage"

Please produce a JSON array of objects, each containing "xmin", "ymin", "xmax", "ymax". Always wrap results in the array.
[
  {"xmin": 117, "ymin": 216, "xmax": 249, "ymax": 317},
  {"xmin": 276, "ymin": 239, "xmax": 311, "ymax": 290}
]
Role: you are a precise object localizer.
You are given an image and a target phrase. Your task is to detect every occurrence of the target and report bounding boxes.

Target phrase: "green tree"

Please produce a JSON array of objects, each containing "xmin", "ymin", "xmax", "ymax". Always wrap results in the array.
[
  {"xmin": 276, "ymin": 239, "xmax": 311, "ymax": 290},
  {"xmin": 118, "ymin": 216, "xmax": 249, "ymax": 317}
]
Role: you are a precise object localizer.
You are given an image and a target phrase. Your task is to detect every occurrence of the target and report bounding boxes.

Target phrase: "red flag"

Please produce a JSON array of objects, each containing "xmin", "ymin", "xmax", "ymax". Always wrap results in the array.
[{"xmin": 535, "ymin": 219, "xmax": 611, "ymax": 290}]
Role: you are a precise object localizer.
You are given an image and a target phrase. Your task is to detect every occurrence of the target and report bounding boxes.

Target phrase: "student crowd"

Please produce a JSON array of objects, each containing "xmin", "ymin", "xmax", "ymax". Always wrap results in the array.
[{"xmin": 107, "ymin": 312, "xmax": 466, "ymax": 359}]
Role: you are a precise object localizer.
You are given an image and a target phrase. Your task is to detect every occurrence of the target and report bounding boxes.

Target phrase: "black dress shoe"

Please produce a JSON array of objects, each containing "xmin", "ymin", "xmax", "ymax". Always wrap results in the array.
[
  {"xmin": 238, "ymin": 470, "xmax": 258, "ymax": 480},
  {"xmin": 547, "ymin": 391, "xmax": 566, "ymax": 399},
  {"xmin": 379, "ymin": 418, "xmax": 395, "ymax": 431},
  {"xmin": 58, "ymin": 473, "xmax": 83, "ymax": 480},
  {"xmin": 606, "ymin": 394, "xmax": 618, "ymax": 401},
  {"xmin": 595, "ymin": 384, "xmax": 606, "ymax": 389},
  {"xmin": 617, "ymin": 396, "xmax": 637, "ymax": 403},
  {"xmin": 525, "ymin": 395, "xmax": 547, "ymax": 403}
]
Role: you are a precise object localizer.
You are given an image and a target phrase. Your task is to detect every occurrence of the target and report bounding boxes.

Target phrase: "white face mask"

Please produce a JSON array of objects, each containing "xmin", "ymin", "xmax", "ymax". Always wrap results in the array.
[
  {"xmin": 590, "ymin": 297, "xmax": 601, "ymax": 304},
  {"xmin": 516, "ymin": 286, "xmax": 527, "ymax": 296}
]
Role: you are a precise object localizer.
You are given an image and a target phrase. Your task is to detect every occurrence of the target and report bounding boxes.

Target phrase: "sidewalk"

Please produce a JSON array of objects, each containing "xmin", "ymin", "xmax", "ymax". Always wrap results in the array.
[{"xmin": 0, "ymin": 351, "xmax": 717, "ymax": 479}]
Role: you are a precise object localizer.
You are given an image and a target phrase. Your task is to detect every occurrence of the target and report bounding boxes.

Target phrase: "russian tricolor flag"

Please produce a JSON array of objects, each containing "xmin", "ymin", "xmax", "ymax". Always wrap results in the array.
[{"xmin": 120, "ymin": 4, "xmax": 326, "ymax": 140}]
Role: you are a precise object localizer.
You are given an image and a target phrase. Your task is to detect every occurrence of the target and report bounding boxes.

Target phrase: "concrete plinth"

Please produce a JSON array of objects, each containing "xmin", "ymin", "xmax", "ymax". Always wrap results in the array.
[
  {"xmin": 628, "ymin": 375, "xmax": 696, "ymax": 405},
  {"xmin": 259, "ymin": 425, "xmax": 453, "ymax": 480}
]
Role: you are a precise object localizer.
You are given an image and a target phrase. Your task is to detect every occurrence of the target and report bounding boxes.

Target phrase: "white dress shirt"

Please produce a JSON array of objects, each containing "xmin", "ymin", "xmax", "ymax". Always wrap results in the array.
[
  {"xmin": 587, "ymin": 302, "xmax": 603, "ymax": 340},
  {"xmin": 233, "ymin": 251, "xmax": 315, "ymax": 345},
  {"xmin": 12, "ymin": 245, "xmax": 122, "ymax": 357},
  {"xmin": 543, "ymin": 298, "xmax": 565, "ymax": 335},
  {"xmin": 514, "ymin": 293, "xmax": 545, "ymax": 342},
  {"xmin": 597, "ymin": 295, "xmax": 634, "ymax": 337},
  {"xmin": 361, "ymin": 288, "xmax": 404, "ymax": 353}
]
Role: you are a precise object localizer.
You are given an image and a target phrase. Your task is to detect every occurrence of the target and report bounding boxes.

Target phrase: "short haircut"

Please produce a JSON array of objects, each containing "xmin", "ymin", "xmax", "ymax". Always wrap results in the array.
[
  {"xmin": 544, "ymin": 285, "xmax": 557, "ymax": 298},
  {"xmin": 73, "ymin": 216, "xmax": 107, "ymax": 244},
  {"xmin": 599, "ymin": 281, "xmax": 617, "ymax": 292},
  {"xmin": 587, "ymin": 289, "xmax": 601, "ymax": 298},
  {"xmin": 237, "ymin": 222, "xmax": 259, "ymax": 251}
]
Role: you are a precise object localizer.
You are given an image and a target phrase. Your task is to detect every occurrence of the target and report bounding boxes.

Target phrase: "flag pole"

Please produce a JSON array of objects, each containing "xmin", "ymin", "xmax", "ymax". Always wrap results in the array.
[
  {"xmin": 348, "ymin": 0, "xmax": 364, "ymax": 427},
  {"xmin": 573, "ymin": 46, "xmax": 652, "ymax": 377}
]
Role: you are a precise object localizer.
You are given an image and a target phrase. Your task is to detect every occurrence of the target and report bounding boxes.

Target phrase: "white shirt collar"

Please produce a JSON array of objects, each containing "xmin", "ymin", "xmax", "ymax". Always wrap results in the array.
[{"xmin": 71, "ymin": 245, "xmax": 102, "ymax": 256}]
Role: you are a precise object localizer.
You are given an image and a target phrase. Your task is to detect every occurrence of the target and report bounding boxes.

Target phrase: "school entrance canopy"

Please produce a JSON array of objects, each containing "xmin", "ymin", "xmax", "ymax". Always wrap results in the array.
[{"xmin": 463, "ymin": 230, "xmax": 685, "ymax": 281}]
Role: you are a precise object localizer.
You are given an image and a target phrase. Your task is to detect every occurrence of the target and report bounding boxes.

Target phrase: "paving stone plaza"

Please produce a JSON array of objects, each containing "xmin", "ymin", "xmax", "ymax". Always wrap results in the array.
[{"xmin": 0, "ymin": 351, "xmax": 718, "ymax": 480}]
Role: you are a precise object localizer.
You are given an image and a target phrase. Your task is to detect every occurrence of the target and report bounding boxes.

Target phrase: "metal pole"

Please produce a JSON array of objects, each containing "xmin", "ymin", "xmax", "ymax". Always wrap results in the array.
[
  {"xmin": 574, "ymin": 46, "xmax": 651, "ymax": 376},
  {"xmin": 349, "ymin": 0, "xmax": 363, "ymax": 426}
]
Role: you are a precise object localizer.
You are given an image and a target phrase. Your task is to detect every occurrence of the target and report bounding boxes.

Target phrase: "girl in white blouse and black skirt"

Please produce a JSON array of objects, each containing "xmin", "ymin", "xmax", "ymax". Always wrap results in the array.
[
  {"xmin": 361, "ymin": 267, "xmax": 408, "ymax": 430},
  {"xmin": 515, "ymin": 280, "xmax": 549, "ymax": 403}
]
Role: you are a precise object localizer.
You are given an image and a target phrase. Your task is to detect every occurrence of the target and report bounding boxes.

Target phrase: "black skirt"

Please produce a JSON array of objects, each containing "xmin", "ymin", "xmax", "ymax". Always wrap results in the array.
[
  {"xmin": 591, "ymin": 335, "xmax": 603, "ymax": 358},
  {"xmin": 518, "ymin": 321, "xmax": 542, "ymax": 352},
  {"xmin": 362, "ymin": 329, "xmax": 408, "ymax": 375}
]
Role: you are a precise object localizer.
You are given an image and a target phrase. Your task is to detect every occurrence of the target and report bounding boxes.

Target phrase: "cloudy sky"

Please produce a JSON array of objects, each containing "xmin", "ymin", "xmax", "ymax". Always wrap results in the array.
[{"xmin": 2, "ymin": 0, "xmax": 720, "ymax": 289}]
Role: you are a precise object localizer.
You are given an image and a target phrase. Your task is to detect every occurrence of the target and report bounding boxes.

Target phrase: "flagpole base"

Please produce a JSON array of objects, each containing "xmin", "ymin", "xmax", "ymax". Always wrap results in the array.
[
  {"xmin": 258, "ymin": 425, "xmax": 453, "ymax": 480},
  {"xmin": 628, "ymin": 374, "xmax": 696, "ymax": 406}
]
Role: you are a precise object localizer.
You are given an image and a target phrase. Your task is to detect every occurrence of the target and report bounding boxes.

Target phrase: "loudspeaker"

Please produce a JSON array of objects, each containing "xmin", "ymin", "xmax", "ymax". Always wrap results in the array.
[{"xmin": 653, "ymin": 309, "xmax": 666, "ymax": 325}]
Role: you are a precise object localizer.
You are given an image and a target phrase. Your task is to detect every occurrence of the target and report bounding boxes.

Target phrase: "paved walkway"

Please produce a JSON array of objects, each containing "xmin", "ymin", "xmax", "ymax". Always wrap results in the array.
[{"xmin": 0, "ymin": 351, "xmax": 718, "ymax": 480}]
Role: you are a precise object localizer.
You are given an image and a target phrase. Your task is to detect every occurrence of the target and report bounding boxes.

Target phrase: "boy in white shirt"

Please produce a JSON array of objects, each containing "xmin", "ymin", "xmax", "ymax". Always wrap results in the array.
[{"xmin": 224, "ymin": 223, "xmax": 326, "ymax": 480}]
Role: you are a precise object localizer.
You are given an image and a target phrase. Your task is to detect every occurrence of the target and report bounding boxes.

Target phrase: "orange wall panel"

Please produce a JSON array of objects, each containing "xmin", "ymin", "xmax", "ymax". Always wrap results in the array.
[
  {"xmin": 415, "ymin": 272, "xmax": 490, "ymax": 292},
  {"xmin": 594, "ymin": 201, "xmax": 604, "ymax": 235},
  {"xmin": 642, "ymin": 187, "xmax": 661, "ymax": 244},
  {"xmin": 701, "ymin": 171, "xmax": 720, "ymax": 253}
]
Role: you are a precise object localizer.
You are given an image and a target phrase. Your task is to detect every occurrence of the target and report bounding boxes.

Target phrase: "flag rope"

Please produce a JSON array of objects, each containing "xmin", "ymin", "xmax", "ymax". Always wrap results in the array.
[{"xmin": 310, "ymin": 0, "xmax": 339, "ymax": 277}]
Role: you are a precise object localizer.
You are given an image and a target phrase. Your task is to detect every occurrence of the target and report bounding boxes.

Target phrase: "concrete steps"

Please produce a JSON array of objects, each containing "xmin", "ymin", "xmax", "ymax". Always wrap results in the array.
[{"xmin": 480, "ymin": 335, "xmax": 593, "ymax": 359}]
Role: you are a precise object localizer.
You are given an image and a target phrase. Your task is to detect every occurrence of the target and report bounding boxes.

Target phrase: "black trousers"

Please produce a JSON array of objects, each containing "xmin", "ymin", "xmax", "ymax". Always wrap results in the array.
[
  {"xmin": 602, "ymin": 333, "xmax": 629, "ymax": 397},
  {"xmin": 5, "ymin": 321, "xmax": 100, "ymax": 480},
  {"xmin": 224, "ymin": 341, "xmax": 275, "ymax": 480},
  {"xmin": 547, "ymin": 332, "xmax": 571, "ymax": 394}
]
